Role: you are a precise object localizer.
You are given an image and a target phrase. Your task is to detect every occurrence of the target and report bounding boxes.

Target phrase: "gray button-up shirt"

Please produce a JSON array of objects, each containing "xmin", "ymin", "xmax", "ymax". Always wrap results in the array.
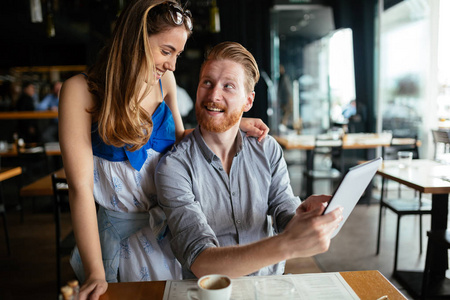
[{"xmin": 155, "ymin": 127, "xmax": 301, "ymax": 278}]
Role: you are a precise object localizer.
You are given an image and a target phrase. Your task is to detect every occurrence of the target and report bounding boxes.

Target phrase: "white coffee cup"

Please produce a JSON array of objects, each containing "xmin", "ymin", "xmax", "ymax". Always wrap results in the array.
[{"xmin": 187, "ymin": 274, "xmax": 232, "ymax": 300}]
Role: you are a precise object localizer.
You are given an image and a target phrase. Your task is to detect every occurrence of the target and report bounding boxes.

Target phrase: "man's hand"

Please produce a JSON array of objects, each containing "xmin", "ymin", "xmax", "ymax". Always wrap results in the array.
[
  {"xmin": 298, "ymin": 194, "xmax": 331, "ymax": 213},
  {"xmin": 280, "ymin": 194, "xmax": 343, "ymax": 258}
]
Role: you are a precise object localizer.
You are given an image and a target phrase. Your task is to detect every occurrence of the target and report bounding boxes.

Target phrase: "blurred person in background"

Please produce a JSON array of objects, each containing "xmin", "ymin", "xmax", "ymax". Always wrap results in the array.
[
  {"xmin": 37, "ymin": 80, "xmax": 62, "ymax": 111},
  {"xmin": 37, "ymin": 81, "xmax": 62, "ymax": 142},
  {"xmin": 15, "ymin": 81, "xmax": 41, "ymax": 142}
]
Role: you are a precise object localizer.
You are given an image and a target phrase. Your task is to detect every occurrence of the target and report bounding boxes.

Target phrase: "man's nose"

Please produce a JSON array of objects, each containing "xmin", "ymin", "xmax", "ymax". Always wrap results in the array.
[{"xmin": 209, "ymin": 85, "xmax": 222, "ymax": 101}]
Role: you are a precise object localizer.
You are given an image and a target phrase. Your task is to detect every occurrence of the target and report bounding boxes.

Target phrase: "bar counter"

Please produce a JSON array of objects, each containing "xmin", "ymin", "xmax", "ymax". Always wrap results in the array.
[{"xmin": 0, "ymin": 110, "xmax": 58, "ymax": 119}]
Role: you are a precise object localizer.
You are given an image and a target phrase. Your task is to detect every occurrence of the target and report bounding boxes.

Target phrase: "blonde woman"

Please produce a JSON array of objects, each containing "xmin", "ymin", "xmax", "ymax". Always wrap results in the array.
[{"xmin": 59, "ymin": 1, "xmax": 269, "ymax": 299}]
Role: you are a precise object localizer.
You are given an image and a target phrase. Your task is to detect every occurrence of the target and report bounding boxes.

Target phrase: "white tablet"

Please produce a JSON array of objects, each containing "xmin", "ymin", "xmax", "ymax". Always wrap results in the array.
[{"xmin": 323, "ymin": 157, "xmax": 383, "ymax": 238}]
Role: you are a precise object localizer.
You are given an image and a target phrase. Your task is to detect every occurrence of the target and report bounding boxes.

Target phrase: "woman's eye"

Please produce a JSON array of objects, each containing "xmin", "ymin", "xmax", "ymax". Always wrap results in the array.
[
  {"xmin": 224, "ymin": 84, "xmax": 233, "ymax": 89},
  {"xmin": 162, "ymin": 50, "xmax": 170, "ymax": 55}
]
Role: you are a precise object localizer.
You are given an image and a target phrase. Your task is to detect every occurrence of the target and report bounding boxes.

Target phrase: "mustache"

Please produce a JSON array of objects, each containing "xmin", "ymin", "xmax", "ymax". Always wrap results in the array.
[{"xmin": 201, "ymin": 101, "xmax": 226, "ymax": 111}]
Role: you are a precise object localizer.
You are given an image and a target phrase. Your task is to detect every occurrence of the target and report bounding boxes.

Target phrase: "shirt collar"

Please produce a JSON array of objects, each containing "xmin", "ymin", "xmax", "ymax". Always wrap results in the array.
[{"xmin": 193, "ymin": 126, "xmax": 244, "ymax": 164}]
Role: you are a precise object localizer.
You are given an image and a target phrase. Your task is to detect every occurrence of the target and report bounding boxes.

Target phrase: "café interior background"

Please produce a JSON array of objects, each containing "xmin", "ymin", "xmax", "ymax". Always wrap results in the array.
[{"xmin": 0, "ymin": 0, "xmax": 449, "ymax": 162}]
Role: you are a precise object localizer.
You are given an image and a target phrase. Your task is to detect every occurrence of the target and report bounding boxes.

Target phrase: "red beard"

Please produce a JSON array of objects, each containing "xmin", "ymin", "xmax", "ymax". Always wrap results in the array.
[{"xmin": 196, "ymin": 102, "xmax": 245, "ymax": 133}]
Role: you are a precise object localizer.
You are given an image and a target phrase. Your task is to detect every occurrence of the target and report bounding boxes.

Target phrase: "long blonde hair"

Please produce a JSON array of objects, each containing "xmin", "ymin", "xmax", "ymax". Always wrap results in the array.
[{"xmin": 87, "ymin": 0, "xmax": 192, "ymax": 151}]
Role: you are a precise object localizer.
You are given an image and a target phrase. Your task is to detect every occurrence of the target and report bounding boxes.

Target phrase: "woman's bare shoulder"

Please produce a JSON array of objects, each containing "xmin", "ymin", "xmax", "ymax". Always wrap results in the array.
[
  {"xmin": 161, "ymin": 71, "xmax": 176, "ymax": 90},
  {"xmin": 62, "ymin": 73, "xmax": 89, "ymax": 91},
  {"xmin": 60, "ymin": 74, "xmax": 94, "ymax": 107}
]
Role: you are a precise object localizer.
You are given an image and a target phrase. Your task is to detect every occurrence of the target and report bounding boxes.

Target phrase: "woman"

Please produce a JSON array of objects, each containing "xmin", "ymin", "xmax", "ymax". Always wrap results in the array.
[{"xmin": 59, "ymin": 0, "xmax": 268, "ymax": 299}]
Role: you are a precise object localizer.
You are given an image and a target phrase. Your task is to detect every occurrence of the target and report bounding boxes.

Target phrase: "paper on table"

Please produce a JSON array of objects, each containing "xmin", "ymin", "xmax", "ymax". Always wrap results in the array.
[
  {"xmin": 162, "ymin": 273, "xmax": 360, "ymax": 300},
  {"xmin": 44, "ymin": 142, "xmax": 61, "ymax": 151}
]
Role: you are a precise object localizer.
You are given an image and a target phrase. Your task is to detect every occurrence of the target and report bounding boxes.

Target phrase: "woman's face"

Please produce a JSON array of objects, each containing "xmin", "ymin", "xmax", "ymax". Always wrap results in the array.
[{"xmin": 149, "ymin": 26, "xmax": 188, "ymax": 84}]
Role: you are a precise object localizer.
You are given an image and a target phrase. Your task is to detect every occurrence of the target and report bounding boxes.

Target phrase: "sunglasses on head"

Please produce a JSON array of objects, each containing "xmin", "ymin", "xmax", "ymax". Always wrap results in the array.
[{"xmin": 168, "ymin": 3, "xmax": 193, "ymax": 31}]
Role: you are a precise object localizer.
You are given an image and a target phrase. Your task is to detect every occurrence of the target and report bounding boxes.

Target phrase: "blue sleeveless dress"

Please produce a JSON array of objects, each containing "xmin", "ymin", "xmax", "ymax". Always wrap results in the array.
[{"xmin": 70, "ymin": 80, "xmax": 182, "ymax": 282}]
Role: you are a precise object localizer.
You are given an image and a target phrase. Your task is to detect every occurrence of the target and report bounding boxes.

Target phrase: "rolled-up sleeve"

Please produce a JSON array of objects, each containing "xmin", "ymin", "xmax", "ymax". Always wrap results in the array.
[
  {"xmin": 156, "ymin": 131, "xmax": 301, "ymax": 278},
  {"xmin": 264, "ymin": 137, "xmax": 301, "ymax": 232},
  {"xmin": 155, "ymin": 145, "xmax": 218, "ymax": 272}
]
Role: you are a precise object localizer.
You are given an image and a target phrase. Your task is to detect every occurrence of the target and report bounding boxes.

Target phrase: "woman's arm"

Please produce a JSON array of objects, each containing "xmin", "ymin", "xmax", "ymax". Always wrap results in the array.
[
  {"xmin": 161, "ymin": 72, "xmax": 186, "ymax": 142},
  {"xmin": 59, "ymin": 74, "xmax": 107, "ymax": 300}
]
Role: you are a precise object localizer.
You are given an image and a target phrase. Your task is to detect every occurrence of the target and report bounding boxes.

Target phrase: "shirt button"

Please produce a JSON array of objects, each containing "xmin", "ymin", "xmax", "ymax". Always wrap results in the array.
[
  {"xmin": 236, "ymin": 220, "xmax": 241, "ymax": 224},
  {"xmin": 219, "ymin": 167, "xmax": 223, "ymax": 171},
  {"xmin": 232, "ymin": 192, "xmax": 236, "ymax": 196}
]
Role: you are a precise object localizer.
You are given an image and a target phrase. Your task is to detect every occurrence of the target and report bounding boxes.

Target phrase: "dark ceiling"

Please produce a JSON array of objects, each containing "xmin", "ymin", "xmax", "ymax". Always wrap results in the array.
[
  {"xmin": 0, "ymin": 0, "xmax": 339, "ymax": 69},
  {"xmin": 274, "ymin": 6, "xmax": 335, "ymax": 40},
  {"xmin": 0, "ymin": 0, "xmax": 113, "ymax": 68}
]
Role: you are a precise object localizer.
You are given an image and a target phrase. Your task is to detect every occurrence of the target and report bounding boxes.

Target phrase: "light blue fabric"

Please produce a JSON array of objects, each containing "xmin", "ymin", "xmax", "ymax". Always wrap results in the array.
[
  {"xmin": 156, "ymin": 128, "xmax": 301, "ymax": 279},
  {"xmin": 36, "ymin": 93, "xmax": 59, "ymax": 111},
  {"xmin": 70, "ymin": 206, "xmax": 151, "ymax": 283}
]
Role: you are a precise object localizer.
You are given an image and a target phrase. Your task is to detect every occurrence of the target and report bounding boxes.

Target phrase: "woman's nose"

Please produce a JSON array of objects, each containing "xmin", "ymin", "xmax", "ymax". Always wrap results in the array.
[{"xmin": 164, "ymin": 57, "xmax": 177, "ymax": 72}]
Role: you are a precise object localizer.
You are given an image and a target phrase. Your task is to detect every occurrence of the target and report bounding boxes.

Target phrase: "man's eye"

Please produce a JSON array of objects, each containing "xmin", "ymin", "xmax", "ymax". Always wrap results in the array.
[{"xmin": 224, "ymin": 84, "xmax": 233, "ymax": 89}]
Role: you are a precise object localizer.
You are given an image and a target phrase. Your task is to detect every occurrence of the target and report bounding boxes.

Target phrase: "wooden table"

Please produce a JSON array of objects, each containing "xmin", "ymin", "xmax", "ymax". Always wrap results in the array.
[
  {"xmin": 377, "ymin": 159, "xmax": 450, "ymax": 299},
  {"xmin": 0, "ymin": 110, "xmax": 58, "ymax": 119},
  {"xmin": 0, "ymin": 166, "xmax": 22, "ymax": 182},
  {"xmin": 0, "ymin": 142, "xmax": 61, "ymax": 157},
  {"xmin": 274, "ymin": 133, "xmax": 405, "ymax": 198},
  {"xmin": 274, "ymin": 133, "xmax": 420, "ymax": 151},
  {"xmin": 98, "ymin": 270, "xmax": 406, "ymax": 300},
  {"xmin": 20, "ymin": 168, "xmax": 65, "ymax": 197}
]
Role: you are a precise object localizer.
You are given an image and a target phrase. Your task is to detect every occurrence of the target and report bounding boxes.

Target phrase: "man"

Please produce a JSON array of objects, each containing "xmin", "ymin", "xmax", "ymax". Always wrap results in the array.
[
  {"xmin": 155, "ymin": 42, "xmax": 342, "ymax": 279},
  {"xmin": 15, "ymin": 81, "xmax": 36, "ymax": 111},
  {"xmin": 16, "ymin": 81, "xmax": 40, "ymax": 142},
  {"xmin": 342, "ymin": 99, "xmax": 357, "ymax": 119},
  {"xmin": 36, "ymin": 81, "xmax": 62, "ymax": 111},
  {"xmin": 278, "ymin": 64, "xmax": 293, "ymax": 127},
  {"xmin": 36, "ymin": 81, "xmax": 62, "ymax": 142}
]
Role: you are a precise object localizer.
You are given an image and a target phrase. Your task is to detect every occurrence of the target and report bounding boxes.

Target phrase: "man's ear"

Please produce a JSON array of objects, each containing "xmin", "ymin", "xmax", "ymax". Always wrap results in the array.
[{"xmin": 244, "ymin": 91, "xmax": 255, "ymax": 112}]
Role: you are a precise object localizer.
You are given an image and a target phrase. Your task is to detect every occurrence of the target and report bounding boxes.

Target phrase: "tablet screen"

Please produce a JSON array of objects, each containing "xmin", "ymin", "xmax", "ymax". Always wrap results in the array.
[{"xmin": 323, "ymin": 157, "xmax": 382, "ymax": 238}]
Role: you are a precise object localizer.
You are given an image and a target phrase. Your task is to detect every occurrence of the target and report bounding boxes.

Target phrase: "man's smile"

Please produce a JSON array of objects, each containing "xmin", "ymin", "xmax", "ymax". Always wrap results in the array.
[{"xmin": 205, "ymin": 103, "xmax": 225, "ymax": 113}]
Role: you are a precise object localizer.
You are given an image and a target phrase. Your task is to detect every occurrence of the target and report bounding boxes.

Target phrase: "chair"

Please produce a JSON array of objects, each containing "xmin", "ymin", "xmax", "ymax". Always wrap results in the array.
[
  {"xmin": 303, "ymin": 135, "xmax": 343, "ymax": 197},
  {"xmin": 17, "ymin": 142, "xmax": 50, "ymax": 221},
  {"xmin": 0, "ymin": 184, "xmax": 11, "ymax": 256},
  {"xmin": 376, "ymin": 177, "xmax": 431, "ymax": 273},
  {"xmin": 421, "ymin": 230, "xmax": 450, "ymax": 299},
  {"xmin": 0, "ymin": 165, "xmax": 22, "ymax": 256},
  {"xmin": 381, "ymin": 134, "xmax": 419, "ymax": 160},
  {"xmin": 51, "ymin": 172, "xmax": 71, "ymax": 293},
  {"xmin": 17, "ymin": 142, "xmax": 50, "ymax": 184},
  {"xmin": 381, "ymin": 135, "xmax": 419, "ymax": 197},
  {"xmin": 376, "ymin": 135, "xmax": 431, "ymax": 274},
  {"xmin": 431, "ymin": 129, "xmax": 450, "ymax": 163},
  {"xmin": 0, "ymin": 158, "xmax": 10, "ymax": 255}
]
